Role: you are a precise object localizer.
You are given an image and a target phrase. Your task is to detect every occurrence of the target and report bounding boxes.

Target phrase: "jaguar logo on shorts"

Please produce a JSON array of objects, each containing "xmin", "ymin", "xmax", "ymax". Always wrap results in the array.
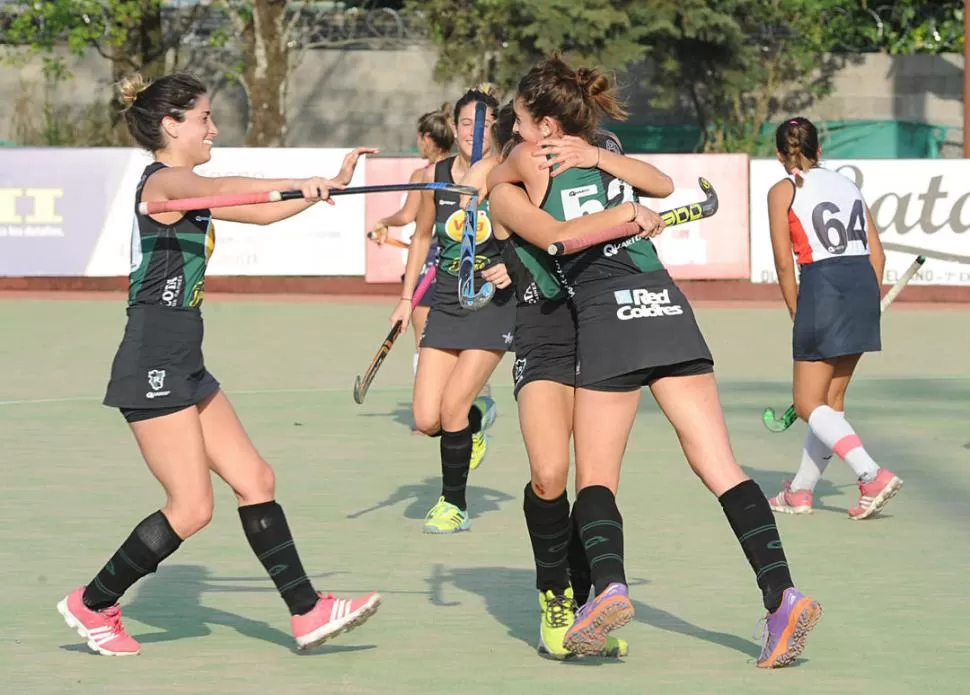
[
  {"xmin": 522, "ymin": 282, "xmax": 539, "ymax": 305},
  {"xmin": 146, "ymin": 369, "xmax": 171, "ymax": 399},
  {"xmin": 613, "ymin": 288, "xmax": 684, "ymax": 321},
  {"xmin": 513, "ymin": 358, "xmax": 527, "ymax": 384}
]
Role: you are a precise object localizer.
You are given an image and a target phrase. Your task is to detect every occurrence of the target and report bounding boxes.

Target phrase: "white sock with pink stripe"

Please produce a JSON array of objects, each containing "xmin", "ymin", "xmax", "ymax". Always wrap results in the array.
[{"xmin": 807, "ymin": 405, "xmax": 879, "ymax": 483}]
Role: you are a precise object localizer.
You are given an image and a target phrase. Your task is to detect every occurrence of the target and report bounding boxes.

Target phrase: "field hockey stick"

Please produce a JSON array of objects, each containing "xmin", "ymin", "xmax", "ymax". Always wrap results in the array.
[
  {"xmin": 367, "ymin": 231, "xmax": 410, "ymax": 249},
  {"xmin": 138, "ymin": 182, "xmax": 480, "ymax": 215},
  {"xmin": 352, "ymin": 268, "xmax": 437, "ymax": 405},
  {"xmin": 457, "ymin": 101, "xmax": 495, "ymax": 311},
  {"xmin": 547, "ymin": 177, "xmax": 719, "ymax": 256},
  {"xmin": 761, "ymin": 254, "xmax": 926, "ymax": 433}
]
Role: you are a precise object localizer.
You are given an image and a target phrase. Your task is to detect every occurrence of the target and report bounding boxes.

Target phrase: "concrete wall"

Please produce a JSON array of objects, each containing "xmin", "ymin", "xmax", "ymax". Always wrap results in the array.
[{"xmin": 1, "ymin": 47, "xmax": 963, "ymax": 155}]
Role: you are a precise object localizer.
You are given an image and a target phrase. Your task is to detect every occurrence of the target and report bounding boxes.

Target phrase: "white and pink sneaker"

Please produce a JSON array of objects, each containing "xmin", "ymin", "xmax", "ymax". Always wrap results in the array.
[
  {"xmin": 768, "ymin": 481, "xmax": 814, "ymax": 515},
  {"xmin": 291, "ymin": 591, "xmax": 382, "ymax": 650},
  {"xmin": 57, "ymin": 587, "xmax": 141, "ymax": 656},
  {"xmin": 849, "ymin": 469, "xmax": 903, "ymax": 520}
]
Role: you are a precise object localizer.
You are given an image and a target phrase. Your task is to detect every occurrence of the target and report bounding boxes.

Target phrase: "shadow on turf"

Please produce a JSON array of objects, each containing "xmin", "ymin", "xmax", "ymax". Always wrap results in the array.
[
  {"xmin": 57, "ymin": 565, "xmax": 378, "ymax": 656},
  {"xmin": 346, "ymin": 476, "xmax": 515, "ymax": 521},
  {"xmin": 424, "ymin": 564, "xmax": 798, "ymax": 667},
  {"xmin": 356, "ymin": 400, "xmax": 416, "ymax": 432}
]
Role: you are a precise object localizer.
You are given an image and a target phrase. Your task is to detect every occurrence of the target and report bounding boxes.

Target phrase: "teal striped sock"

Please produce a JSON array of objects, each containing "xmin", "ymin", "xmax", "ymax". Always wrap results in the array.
[
  {"xmin": 719, "ymin": 480, "xmax": 794, "ymax": 612},
  {"xmin": 239, "ymin": 501, "xmax": 318, "ymax": 616}
]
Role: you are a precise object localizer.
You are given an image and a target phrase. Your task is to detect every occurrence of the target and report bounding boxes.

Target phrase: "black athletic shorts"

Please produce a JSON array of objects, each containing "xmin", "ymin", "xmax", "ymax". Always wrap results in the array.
[
  {"xmin": 573, "ymin": 270, "xmax": 714, "ymax": 391},
  {"xmin": 420, "ymin": 269, "xmax": 516, "ymax": 352},
  {"xmin": 512, "ymin": 296, "xmax": 577, "ymax": 399},
  {"xmin": 103, "ymin": 305, "xmax": 221, "ymax": 422}
]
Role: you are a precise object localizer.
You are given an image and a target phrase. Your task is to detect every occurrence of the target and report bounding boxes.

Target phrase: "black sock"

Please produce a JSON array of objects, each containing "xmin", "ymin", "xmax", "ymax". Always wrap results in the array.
[
  {"xmin": 718, "ymin": 479, "xmax": 795, "ymax": 612},
  {"xmin": 523, "ymin": 483, "xmax": 571, "ymax": 593},
  {"xmin": 82, "ymin": 510, "xmax": 182, "ymax": 611},
  {"xmin": 572, "ymin": 485, "xmax": 626, "ymax": 595},
  {"xmin": 440, "ymin": 426, "xmax": 471, "ymax": 510},
  {"xmin": 567, "ymin": 510, "xmax": 593, "ymax": 607},
  {"xmin": 239, "ymin": 501, "xmax": 319, "ymax": 616},
  {"xmin": 468, "ymin": 404, "xmax": 483, "ymax": 434}
]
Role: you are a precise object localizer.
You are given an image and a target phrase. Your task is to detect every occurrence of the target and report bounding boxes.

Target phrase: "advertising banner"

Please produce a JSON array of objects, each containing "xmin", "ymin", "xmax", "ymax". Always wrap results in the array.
[
  {"xmin": 1, "ymin": 148, "xmax": 368, "ymax": 277},
  {"xmin": 632, "ymin": 153, "xmax": 750, "ymax": 280},
  {"xmin": 749, "ymin": 159, "xmax": 970, "ymax": 285}
]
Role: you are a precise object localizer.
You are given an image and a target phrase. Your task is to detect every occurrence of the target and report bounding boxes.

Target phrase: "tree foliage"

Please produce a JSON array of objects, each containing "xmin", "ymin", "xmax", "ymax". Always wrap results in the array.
[{"xmin": 403, "ymin": 0, "xmax": 652, "ymax": 95}]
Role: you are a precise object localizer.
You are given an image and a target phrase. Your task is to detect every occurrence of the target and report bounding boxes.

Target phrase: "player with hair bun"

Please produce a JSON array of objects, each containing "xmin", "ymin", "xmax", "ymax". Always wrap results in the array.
[
  {"xmin": 370, "ymin": 103, "xmax": 455, "ymax": 368},
  {"xmin": 489, "ymin": 56, "xmax": 822, "ymax": 668},
  {"xmin": 766, "ymin": 116, "xmax": 902, "ymax": 520},
  {"xmin": 56, "ymin": 72, "xmax": 382, "ymax": 656}
]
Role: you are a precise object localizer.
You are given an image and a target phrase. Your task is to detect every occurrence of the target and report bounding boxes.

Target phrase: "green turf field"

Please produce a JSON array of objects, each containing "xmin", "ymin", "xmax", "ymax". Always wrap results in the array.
[{"xmin": 2, "ymin": 297, "xmax": 968, "ymax": 694}]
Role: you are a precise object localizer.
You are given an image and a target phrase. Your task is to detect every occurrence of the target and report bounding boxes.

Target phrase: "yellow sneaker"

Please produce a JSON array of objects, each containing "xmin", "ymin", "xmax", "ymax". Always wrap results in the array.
[
  {"xmin": 538, "ymin": 587, "xmax": 578, "ymax": 660},
  {"xmin": 469, "ymin": 429, "xmax": 488, "ymax": 471},
  {"xmin": 422, "ymin": 496, "xmax": 470, "ymax": 534},
  {"xmin": 538, "ymin": 587, "xmax": 629, "ymax": 659}
]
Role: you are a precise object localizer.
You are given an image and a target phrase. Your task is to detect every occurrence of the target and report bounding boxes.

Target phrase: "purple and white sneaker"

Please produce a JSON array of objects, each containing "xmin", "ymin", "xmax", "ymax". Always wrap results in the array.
[
  {"xmin": 756, "ymin": 587, "xmax": 822, "ymax": 668},
  {"xmin": 563, "ymin": 582, "xmax": 634, "ymax": 656}
]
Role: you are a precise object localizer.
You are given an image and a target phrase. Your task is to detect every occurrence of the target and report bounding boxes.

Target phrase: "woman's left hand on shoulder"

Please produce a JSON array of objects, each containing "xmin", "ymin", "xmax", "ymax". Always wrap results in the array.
[{"xmin": 532, "ymin": 136, "xmax": 600, "ymax": 177}]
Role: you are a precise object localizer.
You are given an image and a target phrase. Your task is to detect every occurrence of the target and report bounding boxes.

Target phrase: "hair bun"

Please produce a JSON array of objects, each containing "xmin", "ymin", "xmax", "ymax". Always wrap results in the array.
[
  {"xmin": 118, "ymin": 73, "xmax": 149, "ymax": 108},
  {"xmin": 575, "ymin": 67, "xmax": 609, "ymax": 97},
  {"xmin": 474, "ymin": 82, "xmax": 500, "ymax": 99}
]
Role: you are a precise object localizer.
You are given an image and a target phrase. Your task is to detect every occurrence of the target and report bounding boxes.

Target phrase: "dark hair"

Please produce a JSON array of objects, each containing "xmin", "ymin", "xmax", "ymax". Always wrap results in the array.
[
  {"xmin": 492, "ymin": 101, "xmax": 520, "ymax": 160},
  {"xmin": 516, "ymin": 55, "xmax": 627, "ymax": 139},
  {"xmin": 775, "ymin": 116, "xmax": 820, "ymax": 188},
  {"xmin": 453, "ymin": 82, "xmax": 500, "ymax": 125},
  {"xmin": 417, "ymin": 102, "xmax": 454, "ymax": 153},
  {"xmin": 118, "ymin": 72, "xmax": 208, "ymax": 152}
]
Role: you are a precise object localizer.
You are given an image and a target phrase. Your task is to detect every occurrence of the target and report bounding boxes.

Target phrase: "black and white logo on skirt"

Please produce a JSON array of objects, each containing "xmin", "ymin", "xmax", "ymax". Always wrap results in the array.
[
  {"xmin": 513, "ymin": 358, "xmax": 527, "ymax": 384},
  {"xmin": 613, "ymin": 288, "xmax": 684, "ymax": 321},
  {"xmin": 146, "ymin": 369, "xmax": 171, "ymax": 399}
]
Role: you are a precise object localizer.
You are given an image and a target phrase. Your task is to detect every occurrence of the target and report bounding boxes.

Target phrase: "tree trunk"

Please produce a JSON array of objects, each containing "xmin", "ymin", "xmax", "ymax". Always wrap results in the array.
[{"xmin": 238, "ymin": 0, "xmax": 289, "ymax": 147}]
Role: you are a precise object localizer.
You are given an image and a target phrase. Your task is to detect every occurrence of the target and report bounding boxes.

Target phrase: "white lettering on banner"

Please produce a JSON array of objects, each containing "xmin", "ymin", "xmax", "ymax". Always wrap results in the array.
[
  {"xmin": 749, "ymin": 159, "xmax": 970, "ymax": 286},
  {"xmin": 84, "ymin": 148, "xmax": 367, "ymax": 277},
  {"xmin": 0, "ymin": 188, "xmax": 65, "ymax": 238},
  {"xmin": 613, "ymin": 287, "xmax": 684, "ymax": 320}
]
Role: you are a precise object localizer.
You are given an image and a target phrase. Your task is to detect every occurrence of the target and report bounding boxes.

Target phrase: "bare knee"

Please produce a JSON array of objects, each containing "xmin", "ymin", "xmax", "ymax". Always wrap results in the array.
[
  {"xmin": 439, "ymin": 392, "xmax": 473, "ymax": 432},
  {"xmin": 529, "ymin": 463, "xmax": 569, "ymax": 500},
  {"xmin": 233, "ymin": 460, "xmax": 276, "ymax": 506},
  {"xmin": 794, "ymin": 397, "xmax": 823, "ymax": 423},
  {"xmin": 164, "ymin": 491, "xmax": 214, "ymax": 539},
  {"xmin": 413, "ymin": 407, "xmax": 441, "ymax": 436}
]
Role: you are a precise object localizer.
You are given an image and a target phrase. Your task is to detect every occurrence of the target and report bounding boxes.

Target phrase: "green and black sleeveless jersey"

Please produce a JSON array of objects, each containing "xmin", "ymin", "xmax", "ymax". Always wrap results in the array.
[
  {"xmin": 540, "ymin": 147, "xmax": 664, "ymax": 288},
  {"xmin": 433, "ymin": 156, "xmax": 500, "ymax": 277},
  {"xmin": 129, "ymin": 162, "xmax": 215, "ymax": 309},
  {"xmin": 499, "ymin": 180, "xmax": 566, "ymax": 303}
]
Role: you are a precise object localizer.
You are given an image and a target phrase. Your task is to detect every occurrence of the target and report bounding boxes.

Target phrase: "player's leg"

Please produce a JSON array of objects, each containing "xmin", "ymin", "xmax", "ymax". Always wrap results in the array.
[
  {"xmin": 794, "ymin": 357, "xmax": 901, "ymax": 519},
  {"xmin": 58, "ymin": 405, "xmax": 209, "ymax": 656},
  {"xmin": 649, "ymin": 367, "xmax": 820, "ymax": 668},
  {"xmin": 424, "ymin": 348, "xmax": 503, "ymax": 534},
  {"xmin": 517, "ymin": 379, "xmax": 575, "ymax": 658},
  {"xmin": 198, "ymin": 390, "xmax": 381, "ymax": 649},
  {"xmin": 562, "ymin": 381, "xmax": 639, "ymax": 655}
]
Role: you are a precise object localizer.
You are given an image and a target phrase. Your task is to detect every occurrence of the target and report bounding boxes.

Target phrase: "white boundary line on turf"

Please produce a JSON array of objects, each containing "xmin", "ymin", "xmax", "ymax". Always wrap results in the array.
[
  {"xmin": 0, "ymin": 384, "xmax": 416, "ymax": 407},
  {"xmin": 0, "ymin": 376, "xmax": 966, "ymax": 408}
]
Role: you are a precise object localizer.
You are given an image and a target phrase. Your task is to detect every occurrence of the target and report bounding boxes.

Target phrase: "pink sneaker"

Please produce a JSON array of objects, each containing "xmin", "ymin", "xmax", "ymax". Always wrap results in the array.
[
  {"xmin": 768, "ymin": 481, "xmax": 814, "ymax": 515},
  {"xmin": 291, "ymin": 591, "xmax": 382, "ymax": 650},
  {"xmin": 849, "ymin": 469, "xmax": 903, "ymax": 520},
  {"xmin": 57, "ymin": 587, "xmax": 141, "ymax": 656}
]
